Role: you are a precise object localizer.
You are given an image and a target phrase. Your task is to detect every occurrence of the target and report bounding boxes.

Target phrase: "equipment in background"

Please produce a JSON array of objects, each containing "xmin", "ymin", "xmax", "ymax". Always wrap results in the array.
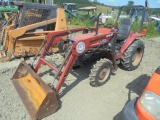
[{"xmin": 0, "ymin": 1, "xmax": 67, "ymax": 62}]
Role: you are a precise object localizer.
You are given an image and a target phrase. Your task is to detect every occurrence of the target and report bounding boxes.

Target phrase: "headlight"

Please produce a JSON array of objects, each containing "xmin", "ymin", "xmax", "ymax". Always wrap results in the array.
[
  {"xmin": 76, "ymin": 42, "xmax": 85, "ymax": 54},
  {"xmin": 140, "ymin": 91, "xmax": 160, "ymax": 119}
]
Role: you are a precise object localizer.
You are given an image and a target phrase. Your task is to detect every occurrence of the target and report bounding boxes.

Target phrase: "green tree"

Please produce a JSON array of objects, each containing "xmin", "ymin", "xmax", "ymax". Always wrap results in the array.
[
  {"xmin": 124, "ymin": 0, "xmax": 134, "ymax": 14},
  {"xmin": 128, "ymin": 1, "xmax": 134, "ymax": 6}
]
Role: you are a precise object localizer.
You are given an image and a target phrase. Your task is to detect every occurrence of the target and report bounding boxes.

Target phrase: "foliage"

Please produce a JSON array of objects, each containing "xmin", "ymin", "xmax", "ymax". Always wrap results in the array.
[
  {"xmin": 128, "ymin": 1, "xmax": 134, "ymax": 6},
  {"xmin": 131, "ymin": 20, "xmax": 141, "ymax": 32},
  {"xmin": 123, "ymin": 0, "xmax": 134, "ymax": 14},
  {"xmin": 131, "ymin": 20, "xmax": 160, "ymax": 38},
  {"xmin": 96, "ymin": 5, "xmax": 112, "ymax": 14},
  {"xmin": 24, "ymin": 0, "xmax": 160, "ymax": 38},
  {"xmin": 145, "ymin": 22, "xmax": 160, "ymax": 38},
  {"xmin": 54, "ymin": 0, "xmax": 93, "ymax": 8},
  {"xmin": 149, "ymin": 8, "xmax": 160, "ymax": 16},
  {"xmin": 104, "ymin": 18, "xmax": 115, "ymax": 26},
  {"xmin": 71, "ymin": 16, "xmax": 93, "ymax": 27}
]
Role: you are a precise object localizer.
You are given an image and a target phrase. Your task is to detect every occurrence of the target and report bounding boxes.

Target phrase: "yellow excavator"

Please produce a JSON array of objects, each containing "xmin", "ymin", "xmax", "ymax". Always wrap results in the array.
[{"xmin": 0, "ymin": 1, "xmax": 67, "ymax": 62}]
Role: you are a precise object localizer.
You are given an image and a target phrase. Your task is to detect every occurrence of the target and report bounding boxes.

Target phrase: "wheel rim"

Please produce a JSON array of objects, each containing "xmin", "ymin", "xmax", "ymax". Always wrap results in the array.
[
  {"xmin": 132, "ymin": 47, "xmax": 143, "ymax": 66},
  {"xmin": 98, "ymin": 67, "xmax": 110, "ymax": 83}
]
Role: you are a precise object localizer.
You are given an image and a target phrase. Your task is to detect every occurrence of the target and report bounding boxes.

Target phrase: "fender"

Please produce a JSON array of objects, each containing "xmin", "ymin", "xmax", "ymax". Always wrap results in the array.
[{"xmin": 118, "ymin": 31, "xmax": 145, "ymax": 58}]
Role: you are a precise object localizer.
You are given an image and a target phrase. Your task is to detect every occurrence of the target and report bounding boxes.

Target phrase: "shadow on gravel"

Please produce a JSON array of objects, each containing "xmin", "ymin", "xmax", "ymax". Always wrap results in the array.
[
  {"xmin": 59, "ymin": 65, "xmax": 92, "ymax": 99},
  {"xmin": 39, "ymin": 69, "xmax": 55, "ymax": 77},
  {"xmin": 113, "ymin": 74, "xmax": 150, "ymax": 120}
]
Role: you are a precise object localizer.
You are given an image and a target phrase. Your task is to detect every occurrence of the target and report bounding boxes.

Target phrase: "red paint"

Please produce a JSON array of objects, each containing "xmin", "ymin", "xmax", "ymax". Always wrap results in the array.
[
  {"xmin": 34, "ymin": 27, "xmax": 116, "ymax": 94},
  {"xmin": 35, "ymin": 59, "xmax": 42, "ymax": 72},
  {"xmin": 40, "ymin": 58, "xmax": 59, "ymax": 73},
  {"xmin": 56, "ymin": 54, "xmax": 76, "ymax": 93},
  {"xmin": 120, "ymin": 32, "xmax": 145, "ymax": 55}
]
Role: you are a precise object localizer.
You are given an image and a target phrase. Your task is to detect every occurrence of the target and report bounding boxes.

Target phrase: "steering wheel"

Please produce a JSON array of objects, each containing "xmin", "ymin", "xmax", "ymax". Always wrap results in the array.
[{"xmin": 106, "ymin": 24, "xmax": 119, "ymax": 32}]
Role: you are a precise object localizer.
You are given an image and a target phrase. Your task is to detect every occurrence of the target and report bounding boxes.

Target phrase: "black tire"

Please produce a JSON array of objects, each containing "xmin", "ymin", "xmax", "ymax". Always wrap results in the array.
[
  {"xmin": 120, "ymin": 40, "xmax": 144, "ymax": 71},
  {"xmin": 89, "ymin": 58, "xmax": 112, "ymax": 87}
]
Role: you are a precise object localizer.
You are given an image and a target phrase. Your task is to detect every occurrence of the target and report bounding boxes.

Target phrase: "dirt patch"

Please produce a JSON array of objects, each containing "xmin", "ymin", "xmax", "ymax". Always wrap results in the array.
[{"xmin": 0, "ymin": 37, "xmax": 160, "ymax": 120}]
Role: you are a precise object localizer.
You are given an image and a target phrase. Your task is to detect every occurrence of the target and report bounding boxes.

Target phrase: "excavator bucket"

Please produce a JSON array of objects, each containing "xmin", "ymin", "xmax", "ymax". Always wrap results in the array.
[{"xmin": 11, "ymin": 61, "xmax": 59, "ymax": 120}]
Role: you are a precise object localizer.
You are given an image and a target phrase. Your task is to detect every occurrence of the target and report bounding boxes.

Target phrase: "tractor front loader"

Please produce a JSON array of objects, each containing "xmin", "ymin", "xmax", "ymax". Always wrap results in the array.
[
  {"xmin": 0, "ymin": 1, "xmax": 67, "ymax": 62},
  {"xmin": 11, "ymin": 5, "xmax": 147, "ymax": 118},
  {"xmin": 11, "ymin": 22, "xmax": 118, "ymax": 119}
]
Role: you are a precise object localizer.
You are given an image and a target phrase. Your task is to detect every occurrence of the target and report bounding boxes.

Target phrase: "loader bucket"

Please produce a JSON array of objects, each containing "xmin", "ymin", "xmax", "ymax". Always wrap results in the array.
[{"xmin": 11, "ymin": 61, "xmax": 59, "ymax": 120}]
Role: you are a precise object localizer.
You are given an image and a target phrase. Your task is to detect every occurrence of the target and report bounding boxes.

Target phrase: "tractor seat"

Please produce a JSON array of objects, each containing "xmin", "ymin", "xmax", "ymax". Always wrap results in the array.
[{"xmin": 117, "ymin": 18, "xmax": 132, "ymax": 40}]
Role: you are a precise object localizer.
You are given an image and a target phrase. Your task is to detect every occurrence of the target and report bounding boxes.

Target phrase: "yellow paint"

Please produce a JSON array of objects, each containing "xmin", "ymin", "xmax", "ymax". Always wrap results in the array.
[
  {"xmin": 18, "ymin": 73, "xmax": 47, "ymax": 109},
  {"xmin": 55, "ymin": 8, "xmax": 67, "ymax": 40},
  {"xmin": 55, "ymin": 8, "xmax": 67, "ymax": 31},
  {"xmin": 9, "ymin": 18, "xmax": 57, "ymax": 38},
  {"xmin": 4, "ymin": 12, "xmax": 9, "ymax": 21}
]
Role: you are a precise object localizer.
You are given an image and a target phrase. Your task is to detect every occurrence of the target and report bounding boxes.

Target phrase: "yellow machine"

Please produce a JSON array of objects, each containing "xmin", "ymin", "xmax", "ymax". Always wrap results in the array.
[{"xmin": 0, "ymin": 1, "xmax": 67, "ymax": 62}]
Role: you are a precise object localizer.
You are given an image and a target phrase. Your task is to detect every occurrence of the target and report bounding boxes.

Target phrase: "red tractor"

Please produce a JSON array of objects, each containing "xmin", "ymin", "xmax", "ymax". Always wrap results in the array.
[{"xmin": 11, "ymin": 4, "xmax": 147, "ymax": 120}]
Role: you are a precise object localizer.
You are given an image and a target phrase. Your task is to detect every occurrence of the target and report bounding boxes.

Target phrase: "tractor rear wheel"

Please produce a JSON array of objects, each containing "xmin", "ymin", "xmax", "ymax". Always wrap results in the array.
[
  {"xmin": 89, "ymin": 58, "xmax": 112, "ymax": 87},
  {"xmin": 121, "ymin": 40, "xmax": 144, "ymax": 71}
]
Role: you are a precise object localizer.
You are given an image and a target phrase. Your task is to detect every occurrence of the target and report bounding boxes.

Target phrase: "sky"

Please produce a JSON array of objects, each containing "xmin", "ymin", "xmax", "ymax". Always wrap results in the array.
[{"xmin": 91, "ymin": 0, "xmax": 160, "ymax": 8}]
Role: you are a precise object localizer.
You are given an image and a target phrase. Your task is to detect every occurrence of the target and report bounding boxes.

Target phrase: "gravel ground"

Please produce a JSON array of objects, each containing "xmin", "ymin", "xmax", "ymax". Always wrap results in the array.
[{"xmin": 0, "ymin": 37, "xmax": 160, "ymax": 120}]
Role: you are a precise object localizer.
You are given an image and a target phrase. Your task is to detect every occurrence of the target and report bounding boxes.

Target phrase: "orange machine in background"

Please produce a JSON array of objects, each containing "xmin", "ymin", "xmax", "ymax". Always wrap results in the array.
[
  {"xmin": 0, "ymin": 1, "xmax": 67, "ymax": 62},
  {"xmin": 123, "ymin": 66, "xmax": 160, "ymax": 120}
]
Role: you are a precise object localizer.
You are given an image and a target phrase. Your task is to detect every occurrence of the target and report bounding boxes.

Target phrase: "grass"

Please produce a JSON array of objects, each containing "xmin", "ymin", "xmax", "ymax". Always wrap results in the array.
[
  {"xmin": 96, "ymin": 5, "xmax": 112, "ymax": 14},
  {"xmin": 70, "ymin": 4, "xmax": 114, "ymax": 27},
  {"xmin": 145, "ymin": 22, "xmax": 160, "ymax": 38},
  {"xmin": 70, "ymin": 17, "xmax": 160, "ymax": 39},
  {"xmin": 131, "ymin": 20, "xmax": 160, "ymax": 38},
  {"xmin": 71, "ymin": 16, "xmax": 93, "ymax": 27},
  {"xmin": 69, "ymin": 4, "xmax": 160, "ymax": 39}
]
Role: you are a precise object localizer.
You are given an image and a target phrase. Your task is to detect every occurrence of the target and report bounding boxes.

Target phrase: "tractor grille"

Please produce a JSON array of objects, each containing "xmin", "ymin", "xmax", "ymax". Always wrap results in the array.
[{"xmin": 23, "ymin": 8, "xmax": 51, "ymax": 26}]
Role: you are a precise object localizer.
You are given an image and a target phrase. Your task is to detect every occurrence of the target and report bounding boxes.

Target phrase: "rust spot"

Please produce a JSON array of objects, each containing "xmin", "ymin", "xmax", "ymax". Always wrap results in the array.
[{"xmin": 27, "ymin": 79, "xmax": 31, "ymax": 82}]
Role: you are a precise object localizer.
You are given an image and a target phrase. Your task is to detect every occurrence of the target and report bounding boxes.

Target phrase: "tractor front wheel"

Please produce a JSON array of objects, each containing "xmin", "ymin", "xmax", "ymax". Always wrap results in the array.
[
  {"xmin": 89, "ymin": 58, "xmax": 112, "ymax": 87},
  {"xmin": 121, "ymin": 40, "xmax": 144, "ymax": 71}
]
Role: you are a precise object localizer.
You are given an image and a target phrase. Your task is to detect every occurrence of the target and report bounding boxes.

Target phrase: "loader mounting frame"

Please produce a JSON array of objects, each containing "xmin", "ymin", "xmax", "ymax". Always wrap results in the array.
[{"xmin": 32, "ymin": 27, "xmax": 116, "ymax": 93}]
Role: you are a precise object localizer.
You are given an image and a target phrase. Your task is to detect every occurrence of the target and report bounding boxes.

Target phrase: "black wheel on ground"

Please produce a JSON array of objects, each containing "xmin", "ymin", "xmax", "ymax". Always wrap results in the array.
[
  {"xmin": 89, "ymin": 58, "xmax": 112, "ymax": 87},
  {"xmin": 120, "ymin": 40, "xmax": 144, "ymax": 71}
]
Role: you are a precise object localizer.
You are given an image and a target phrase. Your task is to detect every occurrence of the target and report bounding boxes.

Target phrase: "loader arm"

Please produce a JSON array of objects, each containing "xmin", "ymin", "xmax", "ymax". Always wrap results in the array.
[
  {"xmin": 34, "ymin": 28, "xmax": 115, "ymax": 93},
  {"xmin": 9, "ymin": 18, "xmax": 57, "ymax": 38},
  {"xmin": 11, "ymin": 27, "xmax": 92, "ymax": 119},
  {"xmin": 11, "ymin": 27, "xmax": 116, "ymax": 120}
]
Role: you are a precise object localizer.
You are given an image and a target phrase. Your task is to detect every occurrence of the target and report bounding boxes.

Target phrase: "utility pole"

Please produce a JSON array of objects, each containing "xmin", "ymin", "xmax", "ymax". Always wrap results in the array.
[{"xmin": 94, "ymin": 0, "xmax": 97, "ymax": 4}]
